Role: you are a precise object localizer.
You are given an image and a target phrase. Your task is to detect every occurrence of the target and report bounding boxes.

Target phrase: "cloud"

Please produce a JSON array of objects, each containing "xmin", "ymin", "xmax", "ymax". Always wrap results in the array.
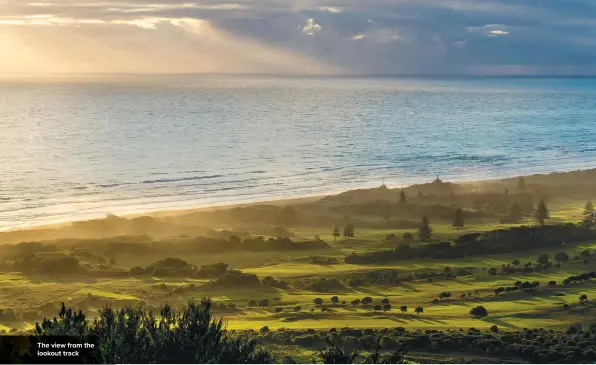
[{"xmin": 1, "ymin": 0, "xmax": 596, "ymax": 75}]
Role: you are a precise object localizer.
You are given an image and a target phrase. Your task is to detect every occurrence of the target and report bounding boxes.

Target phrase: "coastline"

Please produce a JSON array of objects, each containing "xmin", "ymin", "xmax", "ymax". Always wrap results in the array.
[{"xmin": 3, "ymin": 166, "xmax": 595, "ymax": 235}]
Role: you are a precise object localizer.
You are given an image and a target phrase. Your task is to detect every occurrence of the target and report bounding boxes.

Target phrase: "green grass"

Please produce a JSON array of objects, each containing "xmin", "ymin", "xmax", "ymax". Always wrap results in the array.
[{"xmin": 1, "ymin": 199, "xmax": 595, "ymax": 334}]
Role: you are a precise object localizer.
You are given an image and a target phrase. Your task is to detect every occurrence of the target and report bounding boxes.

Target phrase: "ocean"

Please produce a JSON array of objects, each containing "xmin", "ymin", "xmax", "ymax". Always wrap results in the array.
[{"xmin": 1, "ymin": 75, "xmax": 595, "ymax": 230}]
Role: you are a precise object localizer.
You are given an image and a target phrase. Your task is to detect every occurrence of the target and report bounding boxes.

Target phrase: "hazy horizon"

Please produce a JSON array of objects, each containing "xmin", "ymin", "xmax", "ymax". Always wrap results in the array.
[{"xmin": 2, "ymin": 1, "xmax": 596, "ymax": 76}]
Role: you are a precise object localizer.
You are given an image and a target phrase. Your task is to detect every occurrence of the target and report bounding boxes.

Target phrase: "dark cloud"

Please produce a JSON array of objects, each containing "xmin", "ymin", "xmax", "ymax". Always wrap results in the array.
[{"xmin": 2, "ymin": 0, "xmax": 596, "ymax": 74}]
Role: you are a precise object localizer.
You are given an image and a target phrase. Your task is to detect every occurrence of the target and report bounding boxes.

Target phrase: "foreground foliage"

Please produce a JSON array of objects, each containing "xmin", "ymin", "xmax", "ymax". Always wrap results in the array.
[{"xmin": 31, "ymin": 299, "xmax": 274, "ymax": 364}]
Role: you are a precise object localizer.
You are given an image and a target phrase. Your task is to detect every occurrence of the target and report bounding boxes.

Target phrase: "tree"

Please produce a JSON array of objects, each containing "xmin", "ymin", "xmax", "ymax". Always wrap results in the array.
[
  {"xmin": 332, "ymin": 225, "xmax": 341, "ymax": 243},
  {"xmin": 555, "ymin": 252, "xmax": 569, "ymax": 263},
  {"xmin": 275, "ymin": 307, "xmax": 283, "ymax": 313},
  {"xmin": 512, "ymin": 259, "xmax": 520, "ymax": 266},
  {"xmin": 400, "ymin": 305, "xmax": 408, "ymax": 313},
  {"xmin": 581, "ymin": 250, "xmax": 591, "ymax": 259},
  {"xmin": 537, "ymin": 254, "xmax": 549, "ymax": 265},
  {"xmin": 452, "ymin": 208, "xmax": 464, "ymax": 230},
  {"xmin": 439, "ymin": 292, "xmax": 452, "ymax": 300},
  {"xmin": 30, "ymin": 300, "xmax": 273, "ymax": 364},
  {"xmin": 330, "ymin": 296, "xmax": 339, "ymax": 305},
  {"xmin": 470, "ymin": 306, "xmax": 488, "ymax": 319},
  {"xmin": 294, "ymin": 306, "xmax": 302, "ymax": 311},
  {"xmin": 343, "ymin": 224, "xmax": 355, "ymax": 240},
  {"xmin": 509, "ymin": 202, "xmax": 523, "ymax": 222},
  {"xmin": 584, "ymin": 200, "xmax": 594, "ymax": 216},
  {"xmin": 580, "ymin": 294, "xmax": 588, "ymax": 303},
  {"xmin": 313, "ymin": 298, "xmax": 324, "ymax": 306},
  {"xmin": 399, "ymin": 190, "xmax": 407, "ymax": 204},
  {"xmin": 418, "ymin": 215, "xmax": 432, "ymax": 242},
  {"xmin": 351, "ymin": 299, "xmax": 361, "ymax": 307},
  {"xmin": 534, "ymin": 197, "xmax": 550, "ymax": 225},
  {"xmin": 383, "ymin": 304, "xmax": 391, "ymax": 312},
  {"xmin": 361, "ymin": 297, "xmax": 373, "ymax": 305},
  {"xmin": 494, "ymin": 287, "xmax": 505, "ymax": 296},
  {"xmin": 248, "ymin": 299, "xmax": 257, "ymax": 307},
  {"xmin": 414, "ymin": 306, "xmax": 424, "ymax": 315},
  {"xmin": 517, "ymin": 177, "xmax": 526, "ymax": 190},
  {"xmin": 318, "ymin": 339, "xmax": 360, "ymax": 364},
  {"xmin": 258, "ymin": 299, "xmax": 269, "ymax": 308},
  {"xmin": 373, "ymin": 305, "xmax": 382, "ymax": 312},
  {"xmin": 381, "ymin": 298, "xmax": 390, "ymax": 305}
]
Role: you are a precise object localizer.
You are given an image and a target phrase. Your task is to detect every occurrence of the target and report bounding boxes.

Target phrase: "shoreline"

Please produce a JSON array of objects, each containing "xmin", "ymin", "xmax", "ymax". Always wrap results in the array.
[{"xmin": 3, "ymin": 166, "xmax": 594, "ymax": 234}]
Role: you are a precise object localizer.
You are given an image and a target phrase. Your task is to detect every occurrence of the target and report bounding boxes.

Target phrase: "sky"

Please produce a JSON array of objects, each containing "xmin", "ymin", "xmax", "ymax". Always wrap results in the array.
[{"xmin": 1, "ymin": 0, "xmax": 596, "ymax": 75}]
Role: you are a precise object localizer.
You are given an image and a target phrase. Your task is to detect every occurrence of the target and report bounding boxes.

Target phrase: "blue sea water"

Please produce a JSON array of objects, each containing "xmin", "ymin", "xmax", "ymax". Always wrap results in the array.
[{"xmin": 0, "ymin": 75, "xmax": 595, "ymax": 230}]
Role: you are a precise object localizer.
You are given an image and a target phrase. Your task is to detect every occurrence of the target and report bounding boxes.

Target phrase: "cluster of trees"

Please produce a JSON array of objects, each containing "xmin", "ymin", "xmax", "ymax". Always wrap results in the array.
[
  {"xmin": 295, "ymin": 277, "xmax": 345, "ymax": 292},
  {"xmin": 3, "ymin": 300, "xmax": 274, "ymax": 364},
  {"xmin": 342, "ymin": 268, "xmax": 473, "ymax": 287},
  {"xmin": 254, "ymin": 323, "xmax": 596, "ymax": 364},
  {"xmin": 332, "ymin": 224, "xmax": 355, "ymax": 242},
  {"xmin": 346, "ymin": 223, "xmax": 596, "ymax": 265}
]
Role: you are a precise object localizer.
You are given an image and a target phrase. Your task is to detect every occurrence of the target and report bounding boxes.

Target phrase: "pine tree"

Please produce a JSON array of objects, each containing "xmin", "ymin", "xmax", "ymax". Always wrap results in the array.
[
  {"xmin": 332, "ymin": 225, "xmax": 341, "ymax": 243},
  {"xmin": 452, "ymin": 208, "xmax": 464, "ymax": 230},
  {"xmin": 583, "ymin": 200, "xmax": 594, "ymax": 217},
  {"xmin": 343, "ymin": 224, "xmax": 355, "ymax": 240},
  {"xmin": 399, "ymin": 190, "xmax": 407, "ymax": 204},
  {"xmin": 418, "ymin": 215, "xmax": 432, "ymax": 242},
  {"xmin": 517, "ymin": 177, "xmax": 526, "ymax": 190},
  {"xmin": 509, "ymin": 202, "xmax": 523, "ymax": 222},
  {"xmin": 534, "ymin": 197, "xmax": 550, "ymax": 225}
]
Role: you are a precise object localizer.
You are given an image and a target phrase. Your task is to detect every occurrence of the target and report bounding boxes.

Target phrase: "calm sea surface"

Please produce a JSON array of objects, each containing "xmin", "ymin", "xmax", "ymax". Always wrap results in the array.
[{"xmin": 1, "ymin": 75, "xmax": 595, "ymax": 230}]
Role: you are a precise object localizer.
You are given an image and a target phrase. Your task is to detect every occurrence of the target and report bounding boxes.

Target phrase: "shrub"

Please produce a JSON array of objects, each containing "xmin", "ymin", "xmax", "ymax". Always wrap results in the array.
[
  {"xmin": 275, "ymin": 307, "xmax": 283, "ymax": 313},
  {"xmin": 29, "ymin": 300, "xmax": 272, "ymax": 363},
  {"xmin": 129, "ymin": 266, "xmax": 145, "ymax": 276}
]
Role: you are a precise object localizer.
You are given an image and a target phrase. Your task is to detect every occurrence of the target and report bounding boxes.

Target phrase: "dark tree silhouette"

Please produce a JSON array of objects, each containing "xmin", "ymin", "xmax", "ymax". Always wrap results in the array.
[
  {"xmin": 470, "ymin": 306, "xmax": 488, "ymax": 318},
  {"xmin": 400, "ymin": 305, "xmax": 408, "ymax": 313},
  {"xmin": 30, "ymin": 300, "xmax": 273, "ymax": 364},
  {"xmin": 555, "ymin": 252, "xmax": 569, "ymax": 263},
  {"xmin": 584, "ymin": 200, "xmax": 594, "ymax": 216},
  {"xmin": 534, "ymin": 197, "xmax": 550, "ymax": 225},
  {"xmin": 330, "ymin": 296, "xmax": 339, "ymax": 305},
  {"xmin": 537, "ymin": 254, "xmax": 549, "ymax": 265},
  {"xmin": 418, "ymin": 215, "xmax": 432, "ymax": 242},
  {"xmin": 452, "ymin": 208, "xmax": 464, "ymax": 230},
  {"xmin": 414, "ymin": 306, "xmax": 424, "ymax": 315},
  {"xmin": 517, "ymin": 177, "xmax": 527, "ymax": 190},
  {"xmin": 259, "ymin": 298, "xmax": 269, "ymax": 308},
  {"xmin": 399, "ymin": 190, "xmax": 407, "ymax": 204},
  {"xmin": 361, "ymin": 297, "xmax": 373, "ymax": 305},
  {"xmin": 343, "ymin": 224, "xmax": 355, "ymax": 240},
  {"xmin": 313, "ymin": 298, "xmax": 324, "ymax": 306},
  {"xmin": 332, "ymin": 225, "xmax": 341, "ymax": 243}
]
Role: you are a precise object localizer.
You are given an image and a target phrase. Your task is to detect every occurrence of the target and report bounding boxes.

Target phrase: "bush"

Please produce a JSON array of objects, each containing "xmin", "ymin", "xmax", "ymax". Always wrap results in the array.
[
  {"xmin": 129, "ymin": 266, "xmax": 145, "ymax": 276},
  {"xmin": 28, "ymin": 300, "xmax": 272, "ymax": 363}
]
